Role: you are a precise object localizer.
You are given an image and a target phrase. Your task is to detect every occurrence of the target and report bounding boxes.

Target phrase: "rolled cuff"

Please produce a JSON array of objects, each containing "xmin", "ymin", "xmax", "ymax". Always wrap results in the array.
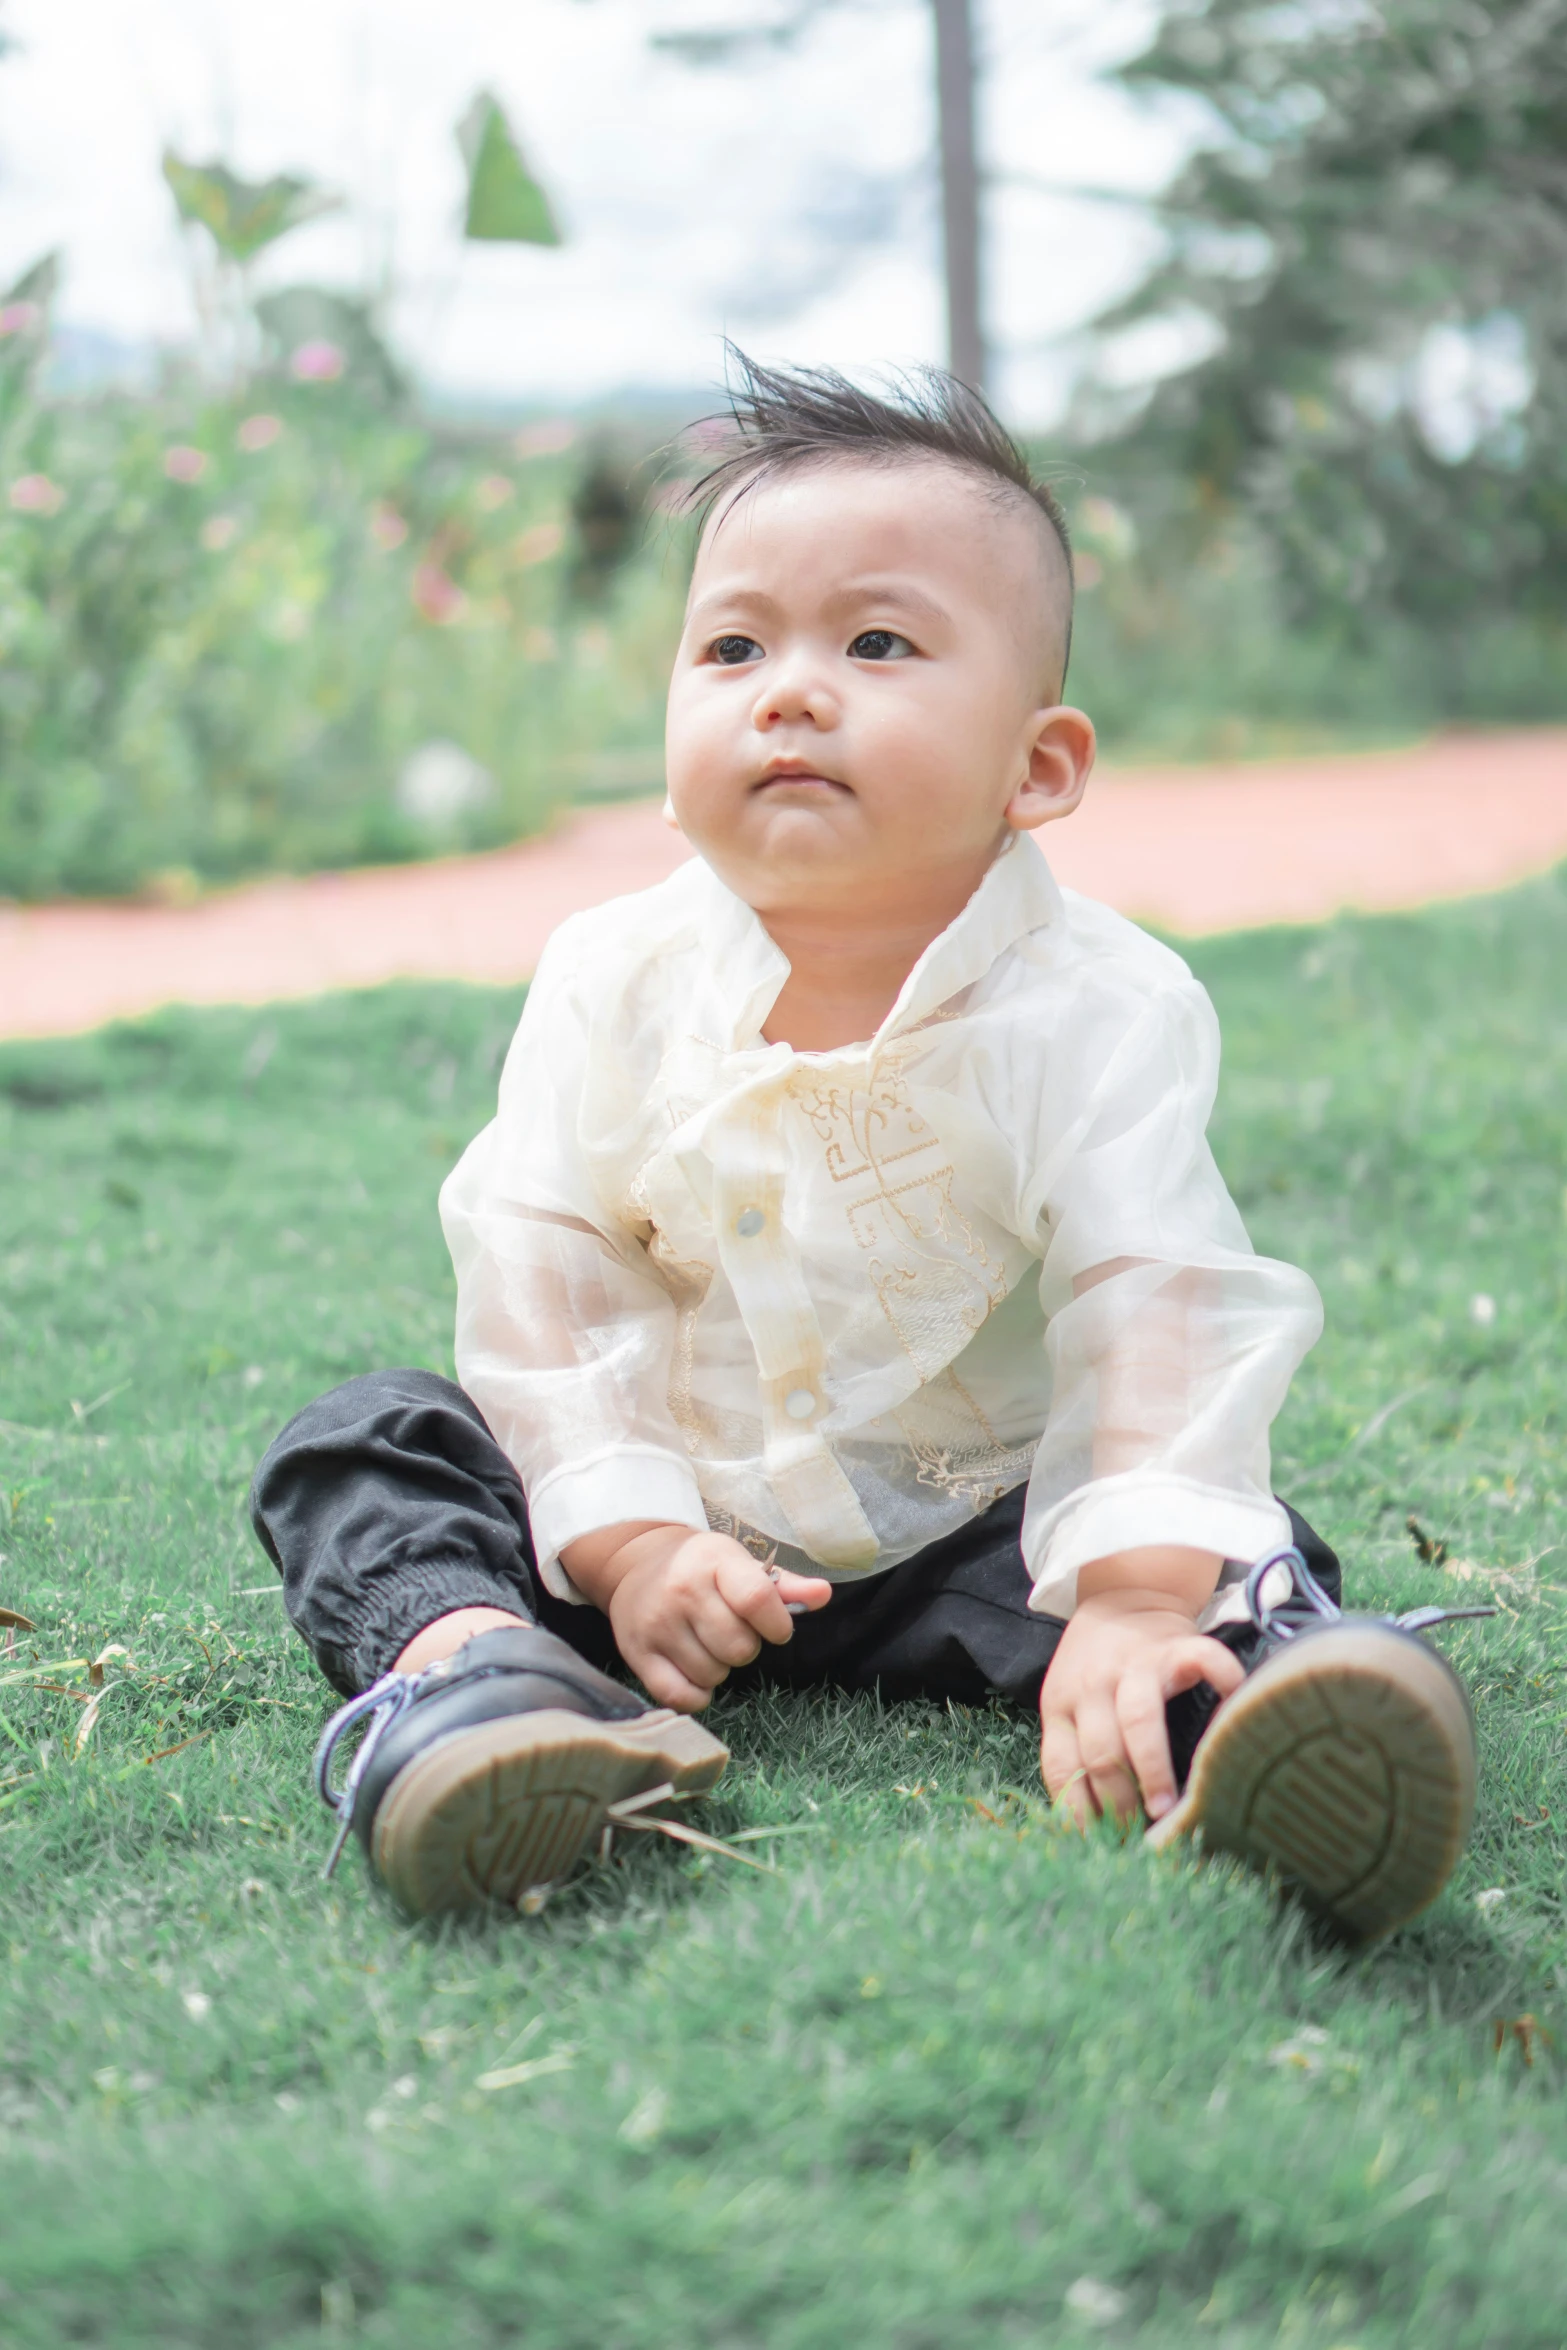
[
  {"xmin": 527, "ymin": 1445, "xmax": 710, "ymax": 1602},
  {"xmin": 1025, "ymin": 1474, "xmax": 1293, "ymax": 1620}
]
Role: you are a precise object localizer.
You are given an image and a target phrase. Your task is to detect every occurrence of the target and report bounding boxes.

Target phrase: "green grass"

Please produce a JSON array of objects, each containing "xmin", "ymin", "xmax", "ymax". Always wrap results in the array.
[{"xmin": 0, "ymin": 872, "xmax": 1564, "ymax": 2346}]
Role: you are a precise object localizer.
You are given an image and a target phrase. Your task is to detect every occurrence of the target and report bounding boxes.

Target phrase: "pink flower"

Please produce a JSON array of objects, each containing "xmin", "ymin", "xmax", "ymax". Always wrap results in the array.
[
  {"xmin": 290, "ymin": 341, "xmax": 345, "ymax": 384},
  {"xmin": 513, "ymin": 520, "xmax": 564, "ymax": 567},
  {"xmin": 9, "ymin": 473, "xmax": 65, "ymax": 515},
  {"xmin": 164, "ymin": 446, "xmax": 208, "ymax": 484},
  {"xmin": 0, "ymin": 302, "xmax": 40, "ymax": 338},
  {"xmin": 475, "ymin": 473, "xmax": 514, "ymax": 513},
  {"xmin": 369, "ymin": 502, "xmax": 409, "ymax": 552},
  {"xmin": 411, "ymin": 562, "xmax": 467, "ymax": 626},
  {"xmin": 237, "ymin": 413, "xmax": 283, "ymax": 453}
]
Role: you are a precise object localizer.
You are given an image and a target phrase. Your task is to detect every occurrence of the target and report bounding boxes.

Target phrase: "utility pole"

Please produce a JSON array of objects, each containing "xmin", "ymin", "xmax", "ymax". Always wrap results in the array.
[{"xmin": 932, "ymin": 0, "xmax": 984, "ymax": 394}]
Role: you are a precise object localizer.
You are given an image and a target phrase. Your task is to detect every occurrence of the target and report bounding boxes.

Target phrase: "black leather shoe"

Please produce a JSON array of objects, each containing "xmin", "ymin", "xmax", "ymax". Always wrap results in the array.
[
  {"xmin": 314, "ymin": 1625, "xmax": 729, "ymax": 1917},
  {"xmin": 1147, "ymin": 1549, "xmax": 1492, "ymax": 1943}
]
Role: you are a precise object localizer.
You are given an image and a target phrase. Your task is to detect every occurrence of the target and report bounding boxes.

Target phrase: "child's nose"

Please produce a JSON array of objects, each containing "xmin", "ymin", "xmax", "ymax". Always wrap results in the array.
[{"xmin": 752, "ymin": 660, "xmax": 834, "ymax": 728}]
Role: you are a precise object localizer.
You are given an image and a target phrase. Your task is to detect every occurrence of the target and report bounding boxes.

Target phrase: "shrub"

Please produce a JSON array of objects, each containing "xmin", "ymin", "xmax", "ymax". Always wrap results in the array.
[{"xmin": 0, "ymin": 377, "xmax": 681, "ymax": 899}]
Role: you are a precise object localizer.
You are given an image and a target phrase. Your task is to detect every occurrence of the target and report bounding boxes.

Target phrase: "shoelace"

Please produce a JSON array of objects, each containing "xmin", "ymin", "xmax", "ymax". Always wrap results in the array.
[
  {"xmin": 1244, "ymin": 1544, "xmax": 1496, "ymax": 1646},
  {"xmin": 312, "ymin": 1665, "xmax": 782, "ymax": 1889},
  {"xmin": 313, "ymin": 1666, "xmax": 424, "ymax": 1879}
]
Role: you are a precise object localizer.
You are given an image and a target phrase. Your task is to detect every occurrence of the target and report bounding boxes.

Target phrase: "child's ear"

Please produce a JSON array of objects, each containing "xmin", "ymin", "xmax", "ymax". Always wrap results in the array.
[{"xmin": 1006, "ymin": 706, "xmax": 1095, "ymax": 833}]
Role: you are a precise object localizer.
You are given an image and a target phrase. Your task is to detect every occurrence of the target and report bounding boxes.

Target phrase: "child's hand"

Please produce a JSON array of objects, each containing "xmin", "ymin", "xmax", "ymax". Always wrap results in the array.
[
  {"xmin": 562, "ymin": 1522, "xmax": 831, "ymax": 1711},
  {"xmin": 1039, "ymin": 1559, "xmax": 1244, "ymax": 1826}
]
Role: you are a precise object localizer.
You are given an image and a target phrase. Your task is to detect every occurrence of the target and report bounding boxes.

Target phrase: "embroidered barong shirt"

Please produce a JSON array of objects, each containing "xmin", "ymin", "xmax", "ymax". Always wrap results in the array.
[{"xmin": 440, "ymin": 835, "xmax": 1323, "ymax": 1618}]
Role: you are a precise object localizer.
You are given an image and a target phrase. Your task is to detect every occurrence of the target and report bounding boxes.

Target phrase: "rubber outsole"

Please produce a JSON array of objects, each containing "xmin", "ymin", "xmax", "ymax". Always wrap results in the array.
[
  {"xmin": 369, "ymin": 1707, "xmax": 730, "ymax": 1917},
  {"xmin": 1146, "ymin": 1624, "xmax": 1477, "ymax": 1942}
]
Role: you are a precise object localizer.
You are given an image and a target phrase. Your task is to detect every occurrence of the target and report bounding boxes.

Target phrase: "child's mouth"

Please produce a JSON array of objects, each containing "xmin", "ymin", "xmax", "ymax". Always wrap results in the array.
[{"xmin": 753, "ymin": 766, "xmax": 847, "ymax": 795}]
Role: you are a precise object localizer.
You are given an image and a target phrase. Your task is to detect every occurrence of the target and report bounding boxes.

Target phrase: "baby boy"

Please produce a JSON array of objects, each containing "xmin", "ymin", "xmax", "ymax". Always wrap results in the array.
[{"xmin": 253, "ymin": 356, "xmax": 1482, "ymax": 1941}]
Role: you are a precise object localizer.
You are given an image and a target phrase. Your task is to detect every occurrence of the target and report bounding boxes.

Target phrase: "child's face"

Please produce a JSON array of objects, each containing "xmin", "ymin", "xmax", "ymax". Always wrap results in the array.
[{"xmin": 665, "ymin": 457, "xmax": 1093, "ymax": 920}]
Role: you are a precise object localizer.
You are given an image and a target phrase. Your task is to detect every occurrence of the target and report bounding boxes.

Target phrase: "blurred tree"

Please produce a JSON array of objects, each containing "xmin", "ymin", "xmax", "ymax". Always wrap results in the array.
[
  {"xmin": 649, "ymin": 0, "xmax": 987, "ymax": 392},
  {"xmin": 1084, "ymin": 0, "xmax": 1567, "ymax": 634},
  {"xmin": 568, "ymin": 443, "xmax": 645, "ymax": 601}
]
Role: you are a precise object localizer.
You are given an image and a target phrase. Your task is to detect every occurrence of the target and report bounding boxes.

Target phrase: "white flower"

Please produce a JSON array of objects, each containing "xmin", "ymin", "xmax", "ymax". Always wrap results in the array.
[
  {"xmin": 1065, "ymin": 2277, "xmax": 1128, "ymax": 2325},
  {"xmin": 1267, "ymin": 2026, "xmax": 1331, "ymax": 2074}
]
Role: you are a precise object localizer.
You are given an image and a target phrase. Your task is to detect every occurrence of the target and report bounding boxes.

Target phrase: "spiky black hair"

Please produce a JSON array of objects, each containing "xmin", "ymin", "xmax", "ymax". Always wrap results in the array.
[{"xmin": 686, "ymin": 345, "xmax": 1074, "ymax": 687}]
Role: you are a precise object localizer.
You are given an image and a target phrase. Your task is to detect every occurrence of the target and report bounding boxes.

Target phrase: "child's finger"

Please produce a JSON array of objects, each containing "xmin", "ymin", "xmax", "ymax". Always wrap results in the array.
[
  {"xmin": 1115, "ymin": 1665, "xmax": 1178, "ymax": 1820},
  {"xmin": 1080, "ymin": 1701, "xmax": 1141, "ymax": 1823},
  {"xmin": 774, "ymin": 1571, "xmax": 833, "ymax": 1612},
  {"xmin": 1040, "ymin": 1710, "xmax": 1092, "ymax": 1822},
  {"xmin": 714, "ymin": 1553, "xmax": 803, "ymax": 1647},
  {"xmin": 1160, "ymin": 1636, "xmax": 1246, "ymax": 1705},
  {"xmin": 636, "ymin": 1647, "xmax": 721, "ymax": 1713},
  {"xmin": 1076, "ymin": 1690, "xmax": 1142, "ymax": 1823},
  {"xmin": 687, "ymin": 1583, "xmax": 768, "ymax": 1669},
  {"xmin": 655, "ymin": 1609, "xmax": 748, "ymax": 1686}
]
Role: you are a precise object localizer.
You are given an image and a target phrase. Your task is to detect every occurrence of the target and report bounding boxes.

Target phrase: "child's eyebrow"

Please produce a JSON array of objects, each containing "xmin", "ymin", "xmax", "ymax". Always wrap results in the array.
[
  {"xmin": 686, "ymin": 578, "xmax": 952, "ymax": 628},
  {"xmin": 686, "ymin": 585, "xmax": 780, "ymax": 625},
  {"xmin": 825, "ymin": 578, "xmax": 951, "ymax": 627}
]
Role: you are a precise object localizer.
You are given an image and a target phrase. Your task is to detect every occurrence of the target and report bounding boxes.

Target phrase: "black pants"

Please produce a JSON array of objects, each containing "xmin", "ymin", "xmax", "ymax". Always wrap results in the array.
[{"xmin": 250, "ymin": 1369, "xmax": 1340, "ymax": 1777}]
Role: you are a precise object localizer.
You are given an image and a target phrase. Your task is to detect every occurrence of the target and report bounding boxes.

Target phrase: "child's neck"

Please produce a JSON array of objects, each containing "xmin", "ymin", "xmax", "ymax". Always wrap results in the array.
[{"xmin": 757, "ymin": 867, "xmax": 989, "ymax": 1053}]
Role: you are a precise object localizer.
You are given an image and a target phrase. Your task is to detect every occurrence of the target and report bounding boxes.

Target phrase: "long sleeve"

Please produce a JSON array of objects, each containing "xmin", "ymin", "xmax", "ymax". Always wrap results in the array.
[
  {"xmin": 438, "ymin": 931, "xmax": 708, "ymax": 1597},
  {"xmin": 1018, "ymin": 972, "xmax": 1322, "ymax": 1617}
]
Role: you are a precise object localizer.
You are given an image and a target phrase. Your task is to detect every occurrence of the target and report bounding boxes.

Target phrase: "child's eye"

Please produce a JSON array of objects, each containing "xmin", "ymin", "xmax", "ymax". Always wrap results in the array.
[
  {"xmin": 708, "ymin": 634, "xmax": 763, "ymax": 665},
  {"xmin": 848, "ymin": 629, "xmax": 914, "ymax": 661}
]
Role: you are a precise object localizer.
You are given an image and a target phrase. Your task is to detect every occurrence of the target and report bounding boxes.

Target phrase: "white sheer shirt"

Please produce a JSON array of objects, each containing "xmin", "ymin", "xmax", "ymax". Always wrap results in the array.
[{"xmin": 440, "ymin": 834, "xmax": 1323, "ymax": 1619}]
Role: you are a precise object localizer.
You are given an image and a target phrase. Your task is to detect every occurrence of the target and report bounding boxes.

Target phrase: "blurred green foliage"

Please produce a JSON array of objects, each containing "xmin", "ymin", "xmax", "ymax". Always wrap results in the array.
[
  {"xmin": 161, "ymin": 155, "xmax": 342, "ymax": 268},
  {"xmin": 1057, "ymin": 482, "xmax": 1567, "ymax": 760},
  {"xmin": 457, "ymin": 92, "xmax": 563, "ymax": 246},
  {"xmin": 0, "ymin": 362, "xmax": 680, "ymax": 900},
  {"xmin": 1083, "ymin": 0, "xmax": 1567, "ymax": 659}
]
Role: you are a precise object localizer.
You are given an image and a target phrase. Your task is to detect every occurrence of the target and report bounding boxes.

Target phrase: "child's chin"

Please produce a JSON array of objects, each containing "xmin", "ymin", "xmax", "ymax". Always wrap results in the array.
[{"xmin": 748, "ymin": 801, "xmax": 862, "ymax": 852}]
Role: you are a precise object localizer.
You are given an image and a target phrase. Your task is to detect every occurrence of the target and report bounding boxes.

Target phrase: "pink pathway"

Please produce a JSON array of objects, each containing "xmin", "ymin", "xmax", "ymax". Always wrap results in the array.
[{"xmin": 2, "ymin": 728, "xmax": 1563, "ymax": 1042}]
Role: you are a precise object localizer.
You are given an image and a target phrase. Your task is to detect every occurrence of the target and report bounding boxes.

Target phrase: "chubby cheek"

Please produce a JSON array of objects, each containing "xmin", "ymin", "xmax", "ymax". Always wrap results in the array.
[
  {"xmin": 664, "ymin": 677, "xmax": 740, "ymax": 809},
  {"xmin": 847, "ymin": 685, "xmax": 990, "ymax": 827}
]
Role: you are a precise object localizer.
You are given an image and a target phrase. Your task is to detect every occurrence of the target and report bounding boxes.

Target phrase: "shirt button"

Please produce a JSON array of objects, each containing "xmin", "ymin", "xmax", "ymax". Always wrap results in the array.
[
  {"xmin": 735, "ymin": 1207, "xmax": 766, "ymax": 1238},
  {"xmin": 784, "ymin": 1387, "xmax": 816, "ymax": 1421}
]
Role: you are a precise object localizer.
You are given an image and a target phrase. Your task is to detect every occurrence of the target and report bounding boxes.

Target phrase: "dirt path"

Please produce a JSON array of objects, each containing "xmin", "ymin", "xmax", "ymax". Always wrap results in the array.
[{"xmin": 2, "ymin": 728, "xmax": 1563, "ymax": 1042}]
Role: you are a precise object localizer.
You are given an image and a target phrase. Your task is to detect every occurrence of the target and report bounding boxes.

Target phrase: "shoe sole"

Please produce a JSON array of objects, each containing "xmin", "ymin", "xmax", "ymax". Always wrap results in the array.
[
  {"xmin": 1146, "ymin": 1624, "xmax": 1477, "ymax": 1942},
  {"xmin": 370, "ymin": 1708, "xmax": 730, "ymax": 1918}
]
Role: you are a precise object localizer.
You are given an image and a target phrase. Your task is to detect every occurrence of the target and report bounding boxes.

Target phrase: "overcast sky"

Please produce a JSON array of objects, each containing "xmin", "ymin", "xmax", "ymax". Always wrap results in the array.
[{"xmin": 0, "ymin": 0, "xmax": 1199, "ymax": 419}]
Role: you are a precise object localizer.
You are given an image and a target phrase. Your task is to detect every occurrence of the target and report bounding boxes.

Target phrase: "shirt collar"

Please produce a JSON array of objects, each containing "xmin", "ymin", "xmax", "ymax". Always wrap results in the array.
[
  {"xmin": 879, "ymin": 832, "xmax": 1062, "ymax": 1040},
  {"xmin": 689, "ymin": 831, "xmax": 1063, "ymax": 1054}
]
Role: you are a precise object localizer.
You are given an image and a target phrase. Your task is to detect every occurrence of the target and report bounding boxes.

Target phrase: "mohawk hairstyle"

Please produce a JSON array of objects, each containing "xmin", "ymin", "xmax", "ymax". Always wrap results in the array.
[{"xmin": 685, "ymin": 345, "xmax": 1075, "ymax": 685}]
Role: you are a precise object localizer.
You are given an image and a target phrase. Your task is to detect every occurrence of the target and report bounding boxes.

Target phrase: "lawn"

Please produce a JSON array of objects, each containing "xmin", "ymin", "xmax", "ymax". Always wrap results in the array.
[{"xmin": 0, "ymin": 869, "xmax": 1563, "ymax": 2347}]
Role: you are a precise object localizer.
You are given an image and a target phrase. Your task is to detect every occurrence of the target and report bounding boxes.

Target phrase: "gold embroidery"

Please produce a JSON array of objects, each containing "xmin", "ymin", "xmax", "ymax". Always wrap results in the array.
[
  {"xmin": 894, "ymin": 1366, "xmax": 1037, "ymax": 1512},
  {"xmin": 619, "ymin": 1035, "xmax": 1034, "ymax": 1533},
  {"xmin": 701, "ymin": 1506, "xmax": 779, "ymax": 1561},
  {"xmin": 651, "ymin": 1240, "xmax": 714, "ymax": 1457},
  {"xmin": 621, "ymin": 1164, "xmax": 717, "ymax": 1458},
  {"xmin": 790, "ymin": 1053, "xmax": 1016, "ymax": 1377}
]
